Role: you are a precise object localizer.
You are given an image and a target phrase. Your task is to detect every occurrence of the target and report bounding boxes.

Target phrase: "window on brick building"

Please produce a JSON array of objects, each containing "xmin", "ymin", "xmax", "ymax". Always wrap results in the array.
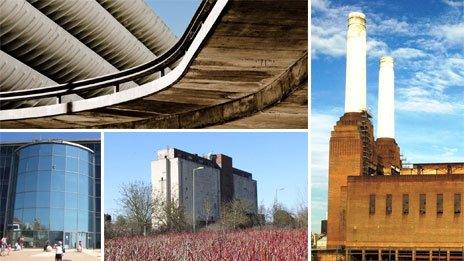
[
  {"xmin": 455, "ymin": 194, "xmax": 461, "ymax": 214},
  {"xmin": 386, "ymin": 194, "xmax": 392, "ymax": 215},
  {"xmin": 419, "ymin": 194, "xmax": 426, "ymax": 215},
  {"xmin": 436, "ymin": 194, "xmax": 443, "ymax": 214},
  {"xmin": 369, "ymin": 194, "xmax": 375, "ymax": 215},
  {"xmin": 402, "ymin": 194, "xmax": 409, "ymax": 215}
]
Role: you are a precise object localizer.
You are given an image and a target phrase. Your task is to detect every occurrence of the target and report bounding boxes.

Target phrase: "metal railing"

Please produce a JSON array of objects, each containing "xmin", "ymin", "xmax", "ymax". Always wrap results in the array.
[{"xmin": 0, "ymin": 0, "xmax": 218, "ymax": 104}]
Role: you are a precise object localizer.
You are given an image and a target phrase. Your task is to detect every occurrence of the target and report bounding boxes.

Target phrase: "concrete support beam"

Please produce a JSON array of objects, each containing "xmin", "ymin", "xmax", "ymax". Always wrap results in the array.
[{"xmin": 96, "ymin": 0, "xmax": 177, "ymax": 56}]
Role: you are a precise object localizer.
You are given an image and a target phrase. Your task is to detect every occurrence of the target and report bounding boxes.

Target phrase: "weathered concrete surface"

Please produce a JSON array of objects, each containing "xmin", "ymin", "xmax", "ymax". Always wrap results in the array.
[
  {"xmin": 211, "ymin": 81, "xmax": 307, "ymax": 129},
  {"xmin": 0, "ymin": 0, "xmax": 307, "ymax": 129}
]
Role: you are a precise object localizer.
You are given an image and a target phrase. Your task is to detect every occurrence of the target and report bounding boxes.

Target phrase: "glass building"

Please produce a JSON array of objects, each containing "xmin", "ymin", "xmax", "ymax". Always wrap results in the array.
[{"xmin": 0, "ymin": 140, "xmax": 101, "ymax": 249}]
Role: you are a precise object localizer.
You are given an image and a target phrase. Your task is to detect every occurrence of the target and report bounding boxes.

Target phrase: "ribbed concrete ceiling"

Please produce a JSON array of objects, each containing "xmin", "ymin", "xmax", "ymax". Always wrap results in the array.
[{"xmin": 0, "ymin": 0, "xmax": 177, "ymax": 107}]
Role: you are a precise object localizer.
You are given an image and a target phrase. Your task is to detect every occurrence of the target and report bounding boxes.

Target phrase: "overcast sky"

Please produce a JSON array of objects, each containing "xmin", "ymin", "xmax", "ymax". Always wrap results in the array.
[{"xmin": 311, "ymin": 0, "xmax": 464, "ymax": 233}]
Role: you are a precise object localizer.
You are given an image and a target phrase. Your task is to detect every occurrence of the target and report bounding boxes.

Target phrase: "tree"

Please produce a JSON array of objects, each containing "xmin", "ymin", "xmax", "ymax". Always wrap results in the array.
[
  {"xmin": 220, "ymin": 199, "xmax": 253, "ymax": 229},
  {"xmin": 272, "ymin": 203, "xmax": 296, "ymax": 228},
  {"xmin": 152, "ymin": 190, "xmax": 188, "ymax": 232},
  {"xmin": 119, "ymin": 180, "xmax": 153, "ymax": 236},
  {"xmin": 202, "ymin": 195, "xmax": 214, "ymax": 227}
]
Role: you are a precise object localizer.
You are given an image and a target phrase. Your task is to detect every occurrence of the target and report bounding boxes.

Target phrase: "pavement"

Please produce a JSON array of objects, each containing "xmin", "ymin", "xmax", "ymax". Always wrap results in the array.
[{"xmin": 0, "ymin": 248, "xmax": 100, "ymax": 260}]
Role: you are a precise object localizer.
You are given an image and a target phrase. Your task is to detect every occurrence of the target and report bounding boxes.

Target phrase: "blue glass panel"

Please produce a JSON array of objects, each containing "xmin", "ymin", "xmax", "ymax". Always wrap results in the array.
[
  {"xmin": 16, "ymin": 173, "xmax": 25, "ymax": 193},
  {"xmin": 52, "ymin": 156, "xmax": 66, "ymax": 171},
  {"xmin": 39, "ymin": 144, "xmax": 53, "ymax": 155},
  {"xmin": 50, "ymin": 192, "xmax": 65, "ymax": 208},
  {"xmin": 88, "ymin": 177, "xmax": 94, "ymax": 196},
  {"xmin": 50, "ymin": 208, "xmax": 64, "ymax": 230},
  {"xmin": 78, "ymin": 211, "xmax": 89, "ymax": 231},
  {"xmin": 88, "ymin": 212, "xmax": 94, "ymax": 231},
  {"xmin": 19, "ymin": 147, "xmax": 31, "ymax": 159},
  {"xmin": 36, "ymin": 171, "xmax": 51, "ymax": 191},
  {"xmin": 13, "ymin": 209, "xmax": 22, "ymax": 223},
  {"xmin": 78, "ymin": 150, "xmax": 89, "ymax": 162},
  {"xmin": 79, "ymin": 175, "xmax": 89, "ymax": 195},
  {"xmin": 14, "ymin": 193, "xmax": 24, "ymax": 209},
  {"xmin": 66, "ymin": 157, "xmax": 78, "ymax": 172},
  {"xmin": 24, "ymin": 173, "xmax": 37, "ymax": 192},
  {"xmin": 38, "ymin": 156, "xmax": 52, "ymax": 170},
  {"xmin": 95, "ymin": 180, "xmax": 101, "ymax": 197},
  {"xmin": 79, "ymin": 160, "xmax": 89, "ymax": 176},
  {"xmin": 64, "ymin": 210, "xmax": 78, "ymax": 231},
  {"xmin": 65, "ymin": 193, "xmax": 78, "ymax": 209},
  {"xmin": 22, "ymin": 208, "xmax": 35, "ymax": 229},
  {"xmin": 78, "ymin": 194, "xmax": 89, "ymax": 211},
  {"xmin": 26, "ymin": 157, "xmax": 39, "ymax": 171},
  {"xmin": 65, "ymin": 173, "xmax": 78, "ymax": 193},
  {"xmin": 53, "ymin": 144, "xmax": 66, "ymax": 156},
  {"xmin": 23, "ymin": 192, "xmax": 36, "ymax": 208},
  {"xmin": 18, "ymin": 159, "xmax": 27, "ymax": 173},
  {"xmin": 67, "ymin": 146, "xmax": 80, "ymax": 158},
  {"xmin": 36, "ymin": 208, "xmax": 50, "ymax": 230},
  {"xmin": 29, "ymin": 145, "xmax": 40, "ymax": 156},
  {"xmin": 51, "ymin": 171, "xmax": 65, "ymax": 191},
  {"xmin": 36, "ymin": 191, "xmax": 50, "ymax": 208}
]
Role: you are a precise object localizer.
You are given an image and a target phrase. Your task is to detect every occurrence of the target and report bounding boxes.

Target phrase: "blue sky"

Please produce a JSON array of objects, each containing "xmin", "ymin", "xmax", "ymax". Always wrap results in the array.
[
  {"xmin": 146, "ymin": 0, "xmax": 200, "ymax": 37},
  {"xmin": 104, "ymin": 132, "xmax": 308, "ymax": 217},
  {"xmin": 311, "ymin": 0, "xmax": 464, "ymax": 233},
  {"xmin": 0, "ymin": 132, "xmax": 100, "ymax": 143}
]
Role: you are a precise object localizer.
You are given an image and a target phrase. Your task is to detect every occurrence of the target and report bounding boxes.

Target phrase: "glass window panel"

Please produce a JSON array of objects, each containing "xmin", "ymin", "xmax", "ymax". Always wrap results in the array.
[
  {"xmin": 78, "ymin": 195, "xmax": 89, "ymax": 211},
  {"xmin": 79, "ymin": 175, "xmax": 89, "ymax": 195},
  {"xmin": 38, "ymin": 156, "xmax": 52, "ymax": 170},
  {"xmin": 67, "ymin": 157, "xmax": 78, "ymax": 173},
  {"xmin": 88, "ymin": 177, "xmax": 94, "ymax": 196},
  {"xmin": 23, "ymin": 192, "xmax": 36, "ymax": 208},
  {"xmin": 35, "ymin": 208, "xmax": 50, "ymax": 230},
  {"xmin": 14, "ymin": 193, "xmax": 24, "ymax": 209},
  {"xmin": 96, "ymin": 200, "xmax": 101, "ymax": 213},
  {"xmin": 64, "ymin": 210, "xmax": 78, "ymax": 231},
  {"xmin": 24, "ymin": 172, "xmax": 37, "ymax": 192},
  {"xmin": 36, "ymin": 171, "xmax": 51, "ymax": 191},
  {"xmin": 51, "ymin": 192, "xmax": 65, "ymax": 208},
  {"xmin": 16, "ymin": 173, "xmax": 25, "ymax": 193},
  {"xmin": 26, "ymin": 157, "xmax": 39, "ymax": 172},
  {"xmin": 18, "ymin": 159, "xmax": 27, "ymax": 173},
  {"xmin": 19, "ymin": 147, "xmax": 30, "ymax": 159},
  {"xmin": 50, "ymin": 209, "xmax": 64, "ymax": 231},
  {"xmin": 36, "ymin": 192, "xmax": 50, "ymax": 208},
  {"xmin": 95, "ymin": 180, "xmax": 101, "ymax": 197},
  {"xmin": 88, "ymin": 212, "xmax": 94, "ymax": 231},
  {"xmin": 78, "ymin": 150, "xmax": 89, "ymax": 163},
  {"xmin": 13, "ymin": 209, "xmax": 22, "ymax": 223},
  {"xmin": 94, "ymin": 167, "xmax": 100, "ymax": 179},
  {"xmin": 53, "ymin": 144, "xmax": 66, "ymax": 156},
  {"xmin": 67, "ymin": 146, "xmax": 80, "ymax": 158},
  {"xmin": 65, "ymin": 193, "xmax": 78, "ymax": 209},
  {"xmin": 51, "ymin": 171, "xmax": 65, "ymax": 191},
  {"xmin": 29, "ymin": 145, "xmax": 40, "ymax": 156},
  {"xmin": 22, "ymin": 208, "xmax": 35, "ymax": 230},
  {"xmin": 78, "ymin": 211, "xmax": 89, "ymax": 231},
  {"xmin": 65, "ymin": 173, "xmax": 78, "ymax": 193},
  {"xmin": 49, "ymin": 231, "xmax": 63, "ymax": 245},
  {"xmin": 79, "ymin": 160, "xmax": 89, "ymax": 176},
  {"xmin": 96, "ymin": 217, "xmax": 101, "ymax": 232},
  {"xmin": 39, "ymin": 144, "xmax": 53, "ymax": 155},
  {"xmin": 53, "ymin": 156, "xmax": 66, "ymax": 171},
  {"xmin": 34, "ymin": 231, "xmax": 49, "ymax": 248}
]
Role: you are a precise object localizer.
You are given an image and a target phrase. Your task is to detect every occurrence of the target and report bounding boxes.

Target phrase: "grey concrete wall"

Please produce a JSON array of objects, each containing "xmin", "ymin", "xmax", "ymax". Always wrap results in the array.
[{"xmin": 233, "ymin": 174, "xmax": 258, "ymax": 214}]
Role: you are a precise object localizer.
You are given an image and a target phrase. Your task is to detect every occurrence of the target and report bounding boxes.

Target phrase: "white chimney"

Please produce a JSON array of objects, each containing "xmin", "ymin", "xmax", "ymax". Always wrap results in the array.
[
  {"xmin": 377, "ymin": 56, "xmax": 395, "ymax": 138},
  {"xmin": 345, "ymin": 12, "xmax": 367, "ymax": 113}
]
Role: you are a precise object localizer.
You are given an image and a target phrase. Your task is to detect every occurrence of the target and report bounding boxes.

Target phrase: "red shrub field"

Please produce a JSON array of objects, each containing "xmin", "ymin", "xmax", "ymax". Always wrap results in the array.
[{"xmin": 105, "ymin": 228, "xmax": 307, "ymax": 260}]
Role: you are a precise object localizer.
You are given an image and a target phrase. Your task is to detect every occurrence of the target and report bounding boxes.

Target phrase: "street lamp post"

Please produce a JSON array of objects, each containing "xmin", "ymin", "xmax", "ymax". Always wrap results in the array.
[
  {"xmin": 275, "ymin": 188, "xmax": 285, "ymax": 205},
  {"xmin": 192, "ymin": 166, "xmax": 204, "ymax": 232}
]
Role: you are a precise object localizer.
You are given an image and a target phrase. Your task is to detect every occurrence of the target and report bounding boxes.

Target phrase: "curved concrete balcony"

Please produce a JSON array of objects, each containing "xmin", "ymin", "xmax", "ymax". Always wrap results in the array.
[{"xmin": 0, "ymin": 0, "xmax": 307, "ymax": 129}]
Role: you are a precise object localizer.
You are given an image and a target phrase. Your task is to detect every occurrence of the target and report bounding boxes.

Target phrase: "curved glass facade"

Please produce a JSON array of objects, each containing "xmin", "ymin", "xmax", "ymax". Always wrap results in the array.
[{"xmin": 8, "ymin": 142, "xmax": 95, "ymax": 248}]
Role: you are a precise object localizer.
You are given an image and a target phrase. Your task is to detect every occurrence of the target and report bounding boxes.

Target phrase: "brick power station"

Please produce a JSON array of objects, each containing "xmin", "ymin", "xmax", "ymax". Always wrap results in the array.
[{"xmin": 321, "ymin": 12, "xmax": 464, "ymax": 261}]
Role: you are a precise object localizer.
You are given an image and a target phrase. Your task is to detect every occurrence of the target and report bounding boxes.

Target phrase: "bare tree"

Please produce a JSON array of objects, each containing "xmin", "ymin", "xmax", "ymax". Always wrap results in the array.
[
  {"xmin": 202, "ymin": 195, "xmax": 214, "ymax": 227},
  {"xmin": 152, "ymin": 189, "xmax": 188, "ymax": 232},
  {"xmin": 119, "ymin": 180, "xmax": 153, "ymax": 236},
  {"xmin": 220, "ymin": 199, "xmax": 253, "ymax": 229}
]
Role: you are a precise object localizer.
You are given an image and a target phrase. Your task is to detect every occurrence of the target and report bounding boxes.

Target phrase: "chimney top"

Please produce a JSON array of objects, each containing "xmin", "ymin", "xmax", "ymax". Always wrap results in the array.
[
  {"xmin": 348, "ymin": 12, "xmax": 366, "ymax": 19},
  {"xmin": 380, "ymin": 56, "xmax": 394, "ymax": 66}
]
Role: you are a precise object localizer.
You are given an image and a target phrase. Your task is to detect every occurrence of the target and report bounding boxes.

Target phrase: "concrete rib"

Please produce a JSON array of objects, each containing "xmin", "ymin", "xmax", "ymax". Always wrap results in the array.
[
  {"xmin": 96, "ymin": 0, "xmax": 177, "ymax": 56},
  {"xmin": 0, "ymin": 0, "xmax": 135, "ymax": 98},
  {"xmin": 27, "ymin": 0, "xmax": 159, "ymax": 82}
]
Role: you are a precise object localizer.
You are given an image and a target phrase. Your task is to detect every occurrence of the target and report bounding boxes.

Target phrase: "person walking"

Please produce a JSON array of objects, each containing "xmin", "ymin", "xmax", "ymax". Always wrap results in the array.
[{"xmin": 55, "ymin": 241, "xmax": 64, "ymax": 261}]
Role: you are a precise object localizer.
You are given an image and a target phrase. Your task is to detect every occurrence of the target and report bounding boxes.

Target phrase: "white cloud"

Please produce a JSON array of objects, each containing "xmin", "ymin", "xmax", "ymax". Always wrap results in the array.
[
  {"xmin": 431, "ymin": 22, "xmax": 464, "ymax": 48},
  {"xmin": 391, "ymin": 48, "xmax": 427, "ymax": 60},
  {"xmin": 442, "ymin": 0, "xmax": 464, "ymax": 8},
  {"xmin": 367, "ymin": 39, "xmax": 389, "ymax": 58}
]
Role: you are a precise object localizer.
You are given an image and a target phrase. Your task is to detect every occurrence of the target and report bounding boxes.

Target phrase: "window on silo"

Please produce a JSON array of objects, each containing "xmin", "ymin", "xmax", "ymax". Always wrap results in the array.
[
  {"xmin": 369, "ymin": 194, "xmax": 375, "ymax": 215},
  {"xmin": 386, "ymin": 194, "xmax": 392, "ymax": 215},
  {"xmin": 455, "ymin": 194, "xmax": 461, "ymax": 214},
  {"xmin": 402, "ymin": 194, "xmax": 409, "ymax": 215},
  {"xmin": 419, "ymin": 194, "xmax": 426, "ymax": 215},
  {"xmin": 436, "ymin": 194, "xmax": 443, "ymax": 214}
]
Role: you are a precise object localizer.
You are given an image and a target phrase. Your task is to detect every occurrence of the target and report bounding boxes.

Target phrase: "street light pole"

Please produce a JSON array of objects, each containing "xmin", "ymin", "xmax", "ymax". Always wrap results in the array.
[
  {"xmin": 275, "ymin": 188, "xmax": 285, "ymax": 205},
  {"xmin": 192, "ymin": 166, "xmax": 204, "ymax": 233}
]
